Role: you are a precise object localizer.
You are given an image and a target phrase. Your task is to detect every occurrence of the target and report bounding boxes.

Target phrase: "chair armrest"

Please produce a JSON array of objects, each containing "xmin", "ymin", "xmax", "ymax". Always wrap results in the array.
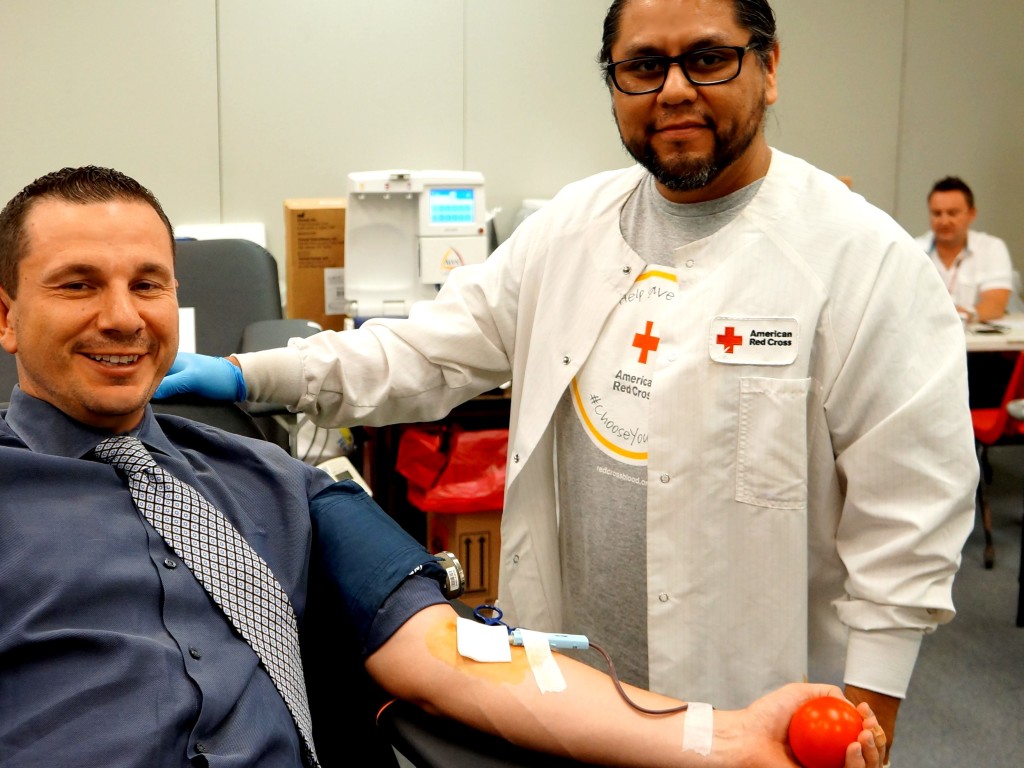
[
  {"xmin": 240, "ymin": 318, "xmax": 323, "ymax": 353},
  {"xmin": 378, "ymin": 697, "xmax": 599, "ymax": 768}
]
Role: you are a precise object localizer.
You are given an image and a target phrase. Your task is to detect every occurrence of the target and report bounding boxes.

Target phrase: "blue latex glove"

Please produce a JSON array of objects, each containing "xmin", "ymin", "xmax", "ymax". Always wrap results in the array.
[{"xmin": 153, "ymin": 352, "xmax": 248, "ymax": 402}]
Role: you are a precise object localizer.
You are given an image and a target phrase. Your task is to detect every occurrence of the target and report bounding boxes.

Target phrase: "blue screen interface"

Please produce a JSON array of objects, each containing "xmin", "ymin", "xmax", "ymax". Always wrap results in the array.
[{"xmin": 429, "ymin": 188, "xmax": 475, "ymax": 225}]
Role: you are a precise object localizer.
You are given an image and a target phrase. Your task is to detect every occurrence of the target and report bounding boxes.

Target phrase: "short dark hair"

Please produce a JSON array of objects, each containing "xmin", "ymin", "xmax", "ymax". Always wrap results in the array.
[
  {"xmin": 928, "ymin": 176, "xmax": 975, "ymax": 210},
  {"xmin": 0, "ymin": 166, "xmax": 174, "ymax": 298},
  {"xmin": 598, "ymin": 0, "xmax": 778, "ymax": 84}
]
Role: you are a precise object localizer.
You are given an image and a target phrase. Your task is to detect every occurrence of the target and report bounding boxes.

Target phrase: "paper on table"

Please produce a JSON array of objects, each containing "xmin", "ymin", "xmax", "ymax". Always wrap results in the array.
[{"xmin": 179, "ymin": 308, "xmax": 196, "ymax": 353}]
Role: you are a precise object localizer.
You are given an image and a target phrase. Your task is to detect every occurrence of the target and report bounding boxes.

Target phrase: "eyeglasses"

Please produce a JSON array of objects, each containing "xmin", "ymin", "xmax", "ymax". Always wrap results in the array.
[{"xmin": 606, "ymin": 44, "xmax": 756, "ymax": 95}]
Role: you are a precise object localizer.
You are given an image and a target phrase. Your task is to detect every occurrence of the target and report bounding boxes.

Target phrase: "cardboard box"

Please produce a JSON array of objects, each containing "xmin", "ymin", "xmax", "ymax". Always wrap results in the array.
[
  {"xmin": 427, "ymin": 509, "xmax": 501, "ymax": 609},
  {"xmin": 283, "ymin": 198, "xmax": 347, "ymax": 331}
]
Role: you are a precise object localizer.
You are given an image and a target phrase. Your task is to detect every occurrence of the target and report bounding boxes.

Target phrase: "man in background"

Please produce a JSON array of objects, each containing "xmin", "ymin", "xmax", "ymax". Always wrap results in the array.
[
  {"xmin": 915, "ymin": 175, "xmax": 1014, "ymax": 324},
  {"xmin": 917, "ymin": 176, "xmax": 1018, "ymax": 409}
]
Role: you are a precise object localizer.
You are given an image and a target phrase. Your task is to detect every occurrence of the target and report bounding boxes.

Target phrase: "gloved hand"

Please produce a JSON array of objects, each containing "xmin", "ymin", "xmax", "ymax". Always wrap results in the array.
[{"xmin": 153, "ymin": 352, "xmax": 248, "ymax": 402}]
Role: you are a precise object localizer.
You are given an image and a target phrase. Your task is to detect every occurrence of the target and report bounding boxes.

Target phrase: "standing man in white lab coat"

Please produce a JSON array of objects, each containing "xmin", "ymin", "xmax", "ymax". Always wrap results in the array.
[{"xmin": 157, "ymin": 2, "xmax": 977, "ymax": 764}]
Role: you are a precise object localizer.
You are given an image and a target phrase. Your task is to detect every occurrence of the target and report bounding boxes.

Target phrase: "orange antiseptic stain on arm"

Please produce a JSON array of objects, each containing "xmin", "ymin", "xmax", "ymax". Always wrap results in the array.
[{"xmin": 425, "ymin": 613, "xmax": 531, "ymax": 685}]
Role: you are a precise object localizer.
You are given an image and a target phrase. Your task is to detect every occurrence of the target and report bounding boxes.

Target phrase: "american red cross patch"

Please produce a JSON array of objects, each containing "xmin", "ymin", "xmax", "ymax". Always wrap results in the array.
[{"xmin": 708, "ymin": 317, "xmax": 798, "ymax": 365}]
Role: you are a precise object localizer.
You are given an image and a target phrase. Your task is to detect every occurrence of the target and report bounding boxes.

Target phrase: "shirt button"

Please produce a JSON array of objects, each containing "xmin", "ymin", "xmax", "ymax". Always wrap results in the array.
[
  {"xmin": 659, "ymin": 473, "xmax": 670, "ymax": 484},
  {"xmin": 659, "ymin": 593, "xmax": 669, "ymax": 603},
  {"xmin": 189, "ymin": 646, "xmax": 202, "ymax": 660},
  {"xmin": 512, "ymin": 554, "xmax": 520, "ymax": 564},
  {"xmin": 195, "ymin": 742, "xmax": 208, "ymax": 753},
  {"xmin": 163, "ymin": 558, "xmax": 178, "ymax": 569},
  {"xmin": 685, "ymin": 259, "xmax": 695, "ymax": 268}
]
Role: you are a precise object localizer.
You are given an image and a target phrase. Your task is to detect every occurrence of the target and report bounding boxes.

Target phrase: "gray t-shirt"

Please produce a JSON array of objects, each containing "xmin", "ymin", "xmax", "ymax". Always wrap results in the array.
[{"xmin": 554, "ymin": 173, "xmax": 761, "ymax": 688}]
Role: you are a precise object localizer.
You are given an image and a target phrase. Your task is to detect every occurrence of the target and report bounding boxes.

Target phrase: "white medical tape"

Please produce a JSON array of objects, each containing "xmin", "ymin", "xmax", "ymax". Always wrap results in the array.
[
  {"xmin": 519, "ymin": 628, "xmax": 566, "ymax": 693},
  {"xmin": 681, "ymin": 701, "xmax": 713, "ymax": 756}
]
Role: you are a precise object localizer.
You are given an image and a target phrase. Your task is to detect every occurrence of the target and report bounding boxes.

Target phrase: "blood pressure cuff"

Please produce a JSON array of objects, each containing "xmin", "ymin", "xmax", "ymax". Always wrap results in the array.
[{"xmin": 307, "ymin": 479, "xmax": 448, "ymax": 654}]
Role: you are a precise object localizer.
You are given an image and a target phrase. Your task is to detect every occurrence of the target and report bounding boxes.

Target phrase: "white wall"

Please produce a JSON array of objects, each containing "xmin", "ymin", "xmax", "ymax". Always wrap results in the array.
[
  {"xmin": 896, "ymin": 0, "xmax": 1024, "ymax": 248},
  {"xmin": 2, "ymin": 0, "xmax": 1022, "ymax": 282},
  {"xmin": 768, "ymin": 0, "xmax": 906, "ymax": 212},
  {"xmin": 0, "ymin": 1, "xmax": 221, "ymax": 225}
]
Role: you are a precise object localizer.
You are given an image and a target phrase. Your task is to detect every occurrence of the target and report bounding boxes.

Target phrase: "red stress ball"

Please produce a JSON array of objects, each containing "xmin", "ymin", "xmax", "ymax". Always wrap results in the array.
[{"xmin": 788, "ymin": 696, "xmax": 864, "ymax": 768}]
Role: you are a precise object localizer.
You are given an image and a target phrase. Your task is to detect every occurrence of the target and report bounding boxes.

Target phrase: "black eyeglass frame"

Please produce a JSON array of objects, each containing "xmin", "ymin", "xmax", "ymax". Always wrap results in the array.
[{"xmin": 606, "ymin": 44, "xmax": 758, "ymax": 95}]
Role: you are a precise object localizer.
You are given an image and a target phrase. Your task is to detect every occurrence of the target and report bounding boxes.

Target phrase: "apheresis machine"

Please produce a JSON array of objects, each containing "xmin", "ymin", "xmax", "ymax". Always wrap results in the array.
[{"xmin": 344, "ymin": 169, "xmax": 488, "ymax": 322}]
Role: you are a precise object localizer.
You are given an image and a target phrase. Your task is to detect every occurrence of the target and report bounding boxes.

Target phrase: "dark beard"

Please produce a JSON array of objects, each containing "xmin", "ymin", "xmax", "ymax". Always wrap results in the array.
[
  {"xmin": 620, "ymin": 93, "xmax": 767, "ymax": 192},
  {"xmin": 630, "ymin": 141, "xmax": 719, "ymax": 191}
]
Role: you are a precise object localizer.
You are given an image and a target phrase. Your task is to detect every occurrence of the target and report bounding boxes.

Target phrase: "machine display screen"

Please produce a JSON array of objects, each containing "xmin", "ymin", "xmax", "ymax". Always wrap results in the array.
[{"xmin": 428, "ymin": 188, "xmax": 476, "ymax": 225}]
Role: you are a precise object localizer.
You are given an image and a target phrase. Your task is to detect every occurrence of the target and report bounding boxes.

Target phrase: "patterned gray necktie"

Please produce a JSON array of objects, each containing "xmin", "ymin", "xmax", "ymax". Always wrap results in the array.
[{"xmin": 93, "ymin": 435, "xmax": 319, "ymax": 767}]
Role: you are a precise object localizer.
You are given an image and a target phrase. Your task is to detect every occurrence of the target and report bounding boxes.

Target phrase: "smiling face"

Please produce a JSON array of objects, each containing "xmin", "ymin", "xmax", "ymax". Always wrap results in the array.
[
  {"xmin": 0, "ymin": 197, "xmax": 179, "ymax": 433},
  {"xmin": 610, "ymin": 0, "xmax": 779, "ymax": 203}
]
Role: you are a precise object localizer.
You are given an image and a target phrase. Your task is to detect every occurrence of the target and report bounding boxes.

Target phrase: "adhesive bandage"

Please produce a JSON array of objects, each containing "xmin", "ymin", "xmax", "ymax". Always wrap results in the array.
[{"xmin": 681, "ymin": 701, "xmax": 713, "ymax": 756}]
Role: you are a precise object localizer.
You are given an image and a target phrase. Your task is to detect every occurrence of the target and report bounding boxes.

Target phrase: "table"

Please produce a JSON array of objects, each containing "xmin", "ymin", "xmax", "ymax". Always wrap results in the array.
[{"xmin": 964, "ymin": 314, "xmax": 1024, "ymax": 352}]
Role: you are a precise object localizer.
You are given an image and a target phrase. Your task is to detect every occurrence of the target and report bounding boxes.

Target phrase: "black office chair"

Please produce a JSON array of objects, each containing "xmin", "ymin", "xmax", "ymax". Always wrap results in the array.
[
  {"xmin": 175, "ymin": 238, "xmax": 291, "ymax": 358},
  {"xmin": 174, "ymin": 238, "xmax": 323, "ymax": 454},
  {"xmin": 380, "ymin": 699, "xmax": 600, "ymax": 768},
  {"xmin": 152, "ymin": 394, "xmax": 271, "ymax": 441},
  {"xmin": 0, "ymin": 350, "xmax": 15, "ymax": 408}
]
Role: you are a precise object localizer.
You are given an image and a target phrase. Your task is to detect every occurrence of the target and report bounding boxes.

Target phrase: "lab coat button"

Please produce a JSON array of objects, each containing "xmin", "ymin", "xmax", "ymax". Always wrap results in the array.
[
  {"xmin": 513, "ymin": 554, "xmax": 520, "ymax": 564},
  {"xmin": 658, "ymin": 593, "xmax": 669, "ymax": 603},
  {"xmin": 622, "ymin": 265, "xmax": 632, "ymax": 275},
  {"xmin": 561, "ymin": 355, "xmax": 571, "ymax": 365},
  {"xmin": 685, "ymin": 259, "xmax": 695, "ymax": 268},
  {"xmin": 513, "ymin": 453, "xmax": 520, "ymax": 463},
  {"xmin": 659, "ymin": 473, "xmax": 670, "ymax": 483}
]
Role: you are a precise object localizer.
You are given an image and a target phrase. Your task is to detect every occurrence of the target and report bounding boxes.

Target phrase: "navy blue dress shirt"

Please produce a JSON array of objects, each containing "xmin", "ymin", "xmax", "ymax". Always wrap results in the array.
[{"xmin": 0, "ymin": 387, "xmax": 445, "ymax": 768}]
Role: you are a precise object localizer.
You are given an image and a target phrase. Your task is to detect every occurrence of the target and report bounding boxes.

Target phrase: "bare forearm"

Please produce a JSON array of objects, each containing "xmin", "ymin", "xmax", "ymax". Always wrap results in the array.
[
  {"xmin": 367, "ymin": 605, "xmax": 883, "ymax": 768},
  {"xmin": 369, "ymin": 606, "xmax": 694, "ymax": 766},
  {"xmin": 970, "ymin": 288, "xmax": 1011, "ymax": 322}
]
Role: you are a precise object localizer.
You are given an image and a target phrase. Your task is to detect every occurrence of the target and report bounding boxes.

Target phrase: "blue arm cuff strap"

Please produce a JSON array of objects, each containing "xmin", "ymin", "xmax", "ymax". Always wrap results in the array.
[{"xmin": 309, "ymin": 480, "xmax": 447, "ymax": 651}]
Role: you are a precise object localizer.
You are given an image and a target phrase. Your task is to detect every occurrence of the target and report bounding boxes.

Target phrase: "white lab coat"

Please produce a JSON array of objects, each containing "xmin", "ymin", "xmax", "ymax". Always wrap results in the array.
[{"xmin": 242, "ymin": 150, "xmax": 977, "ymax": 706}]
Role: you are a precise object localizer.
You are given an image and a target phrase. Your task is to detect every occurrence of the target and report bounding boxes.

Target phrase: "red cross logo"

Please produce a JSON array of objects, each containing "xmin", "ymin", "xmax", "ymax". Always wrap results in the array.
[
  {"xmin": 716, "ymin": 326, "xmax": 743, "ymax": 353},
  {"xmin": 632, "ymin": 320, "xmax": 660, "ymax": 364}
]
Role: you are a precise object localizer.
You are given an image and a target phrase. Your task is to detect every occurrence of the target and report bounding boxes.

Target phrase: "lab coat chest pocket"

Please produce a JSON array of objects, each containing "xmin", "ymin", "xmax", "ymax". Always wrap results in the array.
[{"xmin": 735, "ymin": 376, "xmax": 811, "ymax": 509}]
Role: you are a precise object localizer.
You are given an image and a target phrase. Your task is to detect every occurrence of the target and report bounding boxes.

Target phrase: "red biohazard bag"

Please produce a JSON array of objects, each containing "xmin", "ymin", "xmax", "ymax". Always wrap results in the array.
[{"xmin": 395, "ymin": 425, "xmax": 508, "ymax": 514}]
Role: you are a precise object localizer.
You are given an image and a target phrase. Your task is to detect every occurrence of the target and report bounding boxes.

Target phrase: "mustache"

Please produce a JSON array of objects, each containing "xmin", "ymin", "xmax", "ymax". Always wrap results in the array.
[
  {"xmin": 649, "ymin": 110, "xmax": 717, "ymax": 133},
  {"xmin": 73, "ymin": 333, "xmax": 153, "ymax": 351}
]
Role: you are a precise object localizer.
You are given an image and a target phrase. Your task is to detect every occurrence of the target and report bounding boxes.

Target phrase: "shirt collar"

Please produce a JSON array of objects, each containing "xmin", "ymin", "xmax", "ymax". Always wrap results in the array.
[
  {"xmin": 2, "ymin": 386, "xmax": 180, "ymax": 460},
  {"xmin": 925, "ymin": 230, "xmax": 975, "ymax": 260},
  {"xmin": 964, "ymin": 229, "xmax": 978, "ymax": 254}
]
